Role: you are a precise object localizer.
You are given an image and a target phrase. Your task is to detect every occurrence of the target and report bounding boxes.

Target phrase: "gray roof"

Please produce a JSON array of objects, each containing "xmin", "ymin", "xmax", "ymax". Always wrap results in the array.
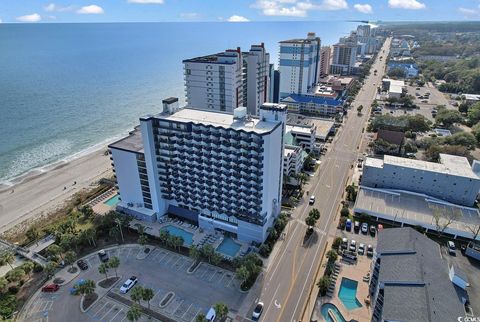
[
  {"xmin": 108, "ymin": 127, "xmax": 144, "ymax": 154},
  {"xmin": 376, "ymin": 228, "xmax": 465, "ymax": 322}
]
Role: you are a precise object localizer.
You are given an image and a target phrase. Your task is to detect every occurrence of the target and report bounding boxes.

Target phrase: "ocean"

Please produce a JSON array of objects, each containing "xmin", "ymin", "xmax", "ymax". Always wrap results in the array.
[{"xmin": 0, "ymin": 21, "xmax": 357, "ymax": 184}]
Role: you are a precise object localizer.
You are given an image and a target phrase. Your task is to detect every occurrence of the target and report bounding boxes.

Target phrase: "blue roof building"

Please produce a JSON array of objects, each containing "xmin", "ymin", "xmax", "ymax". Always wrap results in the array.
[
  {"xmin": 387, "ymin": 62, "xmax": 419, "ymax": 78},
  {"xmin": 280, "ymin": 94, "xmax": 344, "ymax": 116}
]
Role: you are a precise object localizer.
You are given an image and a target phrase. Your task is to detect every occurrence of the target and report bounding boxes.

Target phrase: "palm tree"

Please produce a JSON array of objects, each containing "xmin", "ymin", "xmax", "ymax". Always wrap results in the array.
[
  {"xmin": 45, "ymin": 261, "xmax": 57, "ymax": 278},
  {"xmin": 126, "ymin": 304, "xmax": 142, "ymax": 322},
  {"xmin": 196, "ymin": 313, "xmax": 208, "ymax": 322},
  {"xmin": 214, "ymin": 303, "xmax": 229, "ymax": 320},
  {"xmin": 76, "ymin": 279, "xmax": 96, "ymax": 298},
  {"xmin": 20, "ymin": 261, "xmax": 34, "ymax": 277},
  {"xmin": 26, "ymin": 227, "xmax": 40, "ymax": 244},
  {"xmin": 80, "ymin": 205, "xmax": 95, "ymax": 220},
  {"xmin": 6, "ymin": 268, "xmax": 25, "ymax": 284},
  {"xmin": 138, "ymin": 234, "xmax": 148, "ymax": 247},
  {"xmin": 326, "ymin": 250, "xmax": 338, "ymax": 262},
  {"xmin": 0, "ymin": 277, "xmax": 8, "ymax": 293},
  {"xmin": 98, "ymin": 263, "xmax": 109, "ymax": 280},
  {"xmin": 305, "ymin": 216, "xmax": 316, "ymax": 227},
  {"xmin": 0, "ymin": 251, "xmax": 15, "ymax": 269},
  {"xmin": 174, "ymin": 236, "xmax": 184, "ymax": 251},
  {"xmin": 46, "ymin": 244, "xmax": 64, "ymax": 261},
  {"xmin": 189, "ymin": 246, "xmax": 201, "ymax": 261},
  {"xmin": 109, "ymin": 256, "xmax": 120, "ymax": 278},
  {"xmin": 159, "ymin": 230, "xmax": 170, "ymax": 245},
  {"xmin": 64, "ymin": 251, "xmax": 77, "ymax": 270},
  {"xmin": 142, "ymin": 287, "xmax": 154, "ymax": 309},
  {"xmin": 130, "ymin": 286, "xmax": 144, "ymax": 305},
  {"xmin": 82, "ymin": 228, "xmax": 97, "ymax": 247},
  {"xmin": 235, "ymin": 266, "xmax": 249, "ymax": 286},
  {"xmin": 134, "ymin": 224, "xmax": 146, "ymax": 235}
]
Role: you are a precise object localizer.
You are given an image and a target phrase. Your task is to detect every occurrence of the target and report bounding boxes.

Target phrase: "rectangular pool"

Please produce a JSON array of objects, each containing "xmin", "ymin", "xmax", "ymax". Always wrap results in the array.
[
  {"xmin": 216, "ymin": 237, "xmax": 241, "ymax": 257},
  {"xmin": 338, "ymin": 277, "xmax": 362, "ymax": 310},
  {"xmin": 104, "ymin": 194, "xmax": 120, "ymax": 206},
  {"xmin": 161, "ymin": 225, "xmax": 194, "ymax": 246}
]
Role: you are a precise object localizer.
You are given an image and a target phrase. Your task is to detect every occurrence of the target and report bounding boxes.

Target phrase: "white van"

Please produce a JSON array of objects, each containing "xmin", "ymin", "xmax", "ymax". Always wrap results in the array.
[{"xmin": 206, "ymin": 307, "xmax": 216, "ymax": 321}]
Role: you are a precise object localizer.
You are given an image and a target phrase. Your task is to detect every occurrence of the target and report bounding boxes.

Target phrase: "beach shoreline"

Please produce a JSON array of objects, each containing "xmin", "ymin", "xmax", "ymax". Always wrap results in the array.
[{"xmin": 0, "ymin": 146, "xmax": 113, "ymax": 235}]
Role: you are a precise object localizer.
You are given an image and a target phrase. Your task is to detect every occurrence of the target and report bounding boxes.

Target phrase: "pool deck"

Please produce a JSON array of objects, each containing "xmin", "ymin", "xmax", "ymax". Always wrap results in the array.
[
  {"xmin": 128, "ymin": 217, "xmax": 249, "ymax": 258},
  {"xmin": 90, "ymin": 189, "xmax": 118, "ymax": 214},
  {"xmin": 314, "ymin": 256, "xmax": 373, "ymax": 322}
]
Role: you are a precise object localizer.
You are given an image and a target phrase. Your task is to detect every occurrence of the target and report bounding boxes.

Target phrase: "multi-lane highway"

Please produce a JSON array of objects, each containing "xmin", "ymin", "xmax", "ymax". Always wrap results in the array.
[{"xmin": 256, "ymin": 37, "xmax": 392, "ymax": 322}]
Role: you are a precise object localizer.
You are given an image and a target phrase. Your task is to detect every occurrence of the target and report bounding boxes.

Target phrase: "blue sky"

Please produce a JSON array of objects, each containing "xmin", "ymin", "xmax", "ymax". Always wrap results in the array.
[{"xmin": 1, "ymin": 0, "xmax": 480, "ymax": 23}]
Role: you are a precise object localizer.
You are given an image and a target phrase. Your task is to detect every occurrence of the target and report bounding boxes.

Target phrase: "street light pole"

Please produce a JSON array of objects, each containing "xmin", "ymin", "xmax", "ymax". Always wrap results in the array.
[{"xmin": 115, "ymin": 219, "xmax": 124, "ymax": 243}]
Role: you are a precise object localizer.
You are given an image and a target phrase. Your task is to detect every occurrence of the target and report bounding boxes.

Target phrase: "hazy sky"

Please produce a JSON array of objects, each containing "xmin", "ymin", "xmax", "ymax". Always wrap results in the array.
[{"xmin": 1, "ymin": 0, "xmax": 480, "ymax": 23}]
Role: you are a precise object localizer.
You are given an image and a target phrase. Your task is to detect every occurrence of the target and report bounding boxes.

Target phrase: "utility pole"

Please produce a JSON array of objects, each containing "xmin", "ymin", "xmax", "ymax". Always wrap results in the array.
[{"xmin": 115, "ymin": 219, "xmax": 124, "ymax": 243}]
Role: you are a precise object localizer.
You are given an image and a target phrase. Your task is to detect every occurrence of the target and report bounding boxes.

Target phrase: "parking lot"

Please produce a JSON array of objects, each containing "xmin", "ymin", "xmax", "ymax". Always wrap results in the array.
[
  {"xmin": 20, "ymin": 244, "xmax": 246, "ymax": 322},
  {"xmin": 337, "ymin": 220, "xmax": 378, "ymax": 257}
]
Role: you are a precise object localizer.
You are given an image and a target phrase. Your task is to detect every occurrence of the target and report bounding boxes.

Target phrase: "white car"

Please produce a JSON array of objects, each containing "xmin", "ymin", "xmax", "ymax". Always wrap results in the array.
[
  {"xmin": 119, "ymin": 276, "xmax": 138, "ymax": 294},
  {"xmin": 358, "ymin": 243, "xmax": 365, "ymax": 255},
  {"xmin": 349, "ymin": 240, "xmax": 357, "ymax": 252},
  {"xmin": 206, "ymin": 307, "xmax": 216, "ymax": 321},
  {"xmin": 361, "ymin": 223, "xmax": 369, "ymax": 234},
  {"xmin": 252, "ymin": 302, "xmax": 264, "ymax": 319},
  {"xmin": 309, "ymin": 195, "xmax": 316, "ymax": 205}
]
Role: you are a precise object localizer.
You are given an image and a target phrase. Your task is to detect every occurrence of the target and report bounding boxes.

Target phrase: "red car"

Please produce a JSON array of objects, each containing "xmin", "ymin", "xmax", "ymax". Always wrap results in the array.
[{"xmin": 42, "ymin": 284, "xmax": 59, "ymax": 292}]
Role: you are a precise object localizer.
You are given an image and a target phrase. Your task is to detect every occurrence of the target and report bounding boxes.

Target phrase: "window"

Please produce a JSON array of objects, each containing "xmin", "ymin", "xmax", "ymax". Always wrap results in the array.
[{"xmin": 186, "ymin": 69, "xmax": 191, "ymax": 75}]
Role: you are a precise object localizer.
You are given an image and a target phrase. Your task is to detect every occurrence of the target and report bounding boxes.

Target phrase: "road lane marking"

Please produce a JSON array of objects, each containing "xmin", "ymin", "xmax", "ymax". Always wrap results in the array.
[{"xmin": 109, "ymin": 308, "xmax": 123, "ymax": 321}]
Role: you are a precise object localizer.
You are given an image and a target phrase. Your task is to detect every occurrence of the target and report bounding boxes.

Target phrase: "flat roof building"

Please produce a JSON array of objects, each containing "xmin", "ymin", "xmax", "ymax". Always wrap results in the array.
[
  {"xmin": 281, "ymin": 93, "xmax": 343, "ymax": 117},
  {"xmin": 370, "ymin": 227, "xmax": 466, "ymax": 322},
  {"xmin": 109, "ymin": 102, "xmax": 286, "ymax": 243},
  {"xmin": 361, "ymin": 154, "xmax": 480, "ymax": 207}
]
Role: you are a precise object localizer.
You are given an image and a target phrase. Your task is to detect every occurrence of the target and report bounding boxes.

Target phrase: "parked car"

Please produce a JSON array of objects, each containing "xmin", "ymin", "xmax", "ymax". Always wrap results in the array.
[
  {"xmin": 346, "ymin": 219, "xmax": 352, "ymax": 232},
  {"xmin": 421, "ymin": 99, "xmax": 428, "ymax": 103},
  {"xmin": 367, "ymin": 245, "xmax": 374, "ymax": 257},
  {"xmin": 252, "ymin": 302, "xmax": 264, "ymax": 319},
  {"xmin": 447, "ymin": 241, "xmax": 456, "ymax": 256},
  {"xmin": 120, "ymin": 276, "xmax": 138, "ymax": 294},
  {"xmin": 309, "ymin": 195, "xmax": 316, "ymax": 205},
  {"xmin": 370, "ymin": 226, "xmax": 377, "ymax": 237},
  {"xmin": 349, "ymin": 240, "xmax": 357, "ymax": 252},
  {"xmin": 341, "ymin": 238, "xmax": 348, "ymax": 250},
  {"xmin": 77, "ymin": 259, "xmax": 88, "ymax": 270},
  {"xmin": 98, "ymin": 249, "xmax": 109, "ymax": 262},
  {"xmin": 361, "ymin": 223, "xmax": 369, "ymax": 234},
  {"xmin": 354, "ymin": 221, "xmax": 360, "ymax": 233},
  {"xmin": 358, "ymin": 243, "xmax": 365, "ymax": 255},
  {"xmin": 42, "ymin": 284, "xmax": 59, "ymax": 293},
  {"xmin": 206, "ymin": 307, "xmax": 216, "ymax": 321}
]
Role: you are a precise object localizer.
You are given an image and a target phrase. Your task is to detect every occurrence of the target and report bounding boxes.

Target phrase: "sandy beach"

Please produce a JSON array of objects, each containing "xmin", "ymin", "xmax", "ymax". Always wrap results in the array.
[{"xmin": 0, "ymin": 148, "xmax": 113, "ymax": 234}]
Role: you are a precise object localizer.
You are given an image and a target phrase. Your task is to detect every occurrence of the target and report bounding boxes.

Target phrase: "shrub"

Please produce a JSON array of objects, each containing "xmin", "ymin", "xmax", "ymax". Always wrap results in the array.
[
  {"xmin": 33, "ymin": 263, "xmax": 43, "ymax": 273},
  {"xmin": 340, "ymin": 207, "xmax": 350, "ymax": 217},
  {"xmin": 7, "ymin": 286, "xmax": 18, "ymax": 294},
  {"xmin": 332, "ymin": 237, "xmax": 343, "ymax": 250}
]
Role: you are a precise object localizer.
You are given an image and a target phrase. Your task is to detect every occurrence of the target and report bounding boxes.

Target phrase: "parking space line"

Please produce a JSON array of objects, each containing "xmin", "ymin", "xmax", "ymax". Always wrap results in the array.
[
  {"xmin": 191, "ymin": 308, "xmax": 203, "ymax": 322},
  {"xmin": 109, "ymin": 308, "xmax": 123, "ymax": 322},
  {"xmin": 218, "ymin": 272, "xmax": 227, "ymax": 283},
  {"xmin": 207, "ymin": 270, "xmax": 217, "ymax": 282},
  {"xmin": 157, "ymin": 251, "xmax": 168, "ymax": 262},
  {"xmin": 93, "ymin": 301, "xmax": 108, "ymax": 316},
  {"xmin": 181, "ymin": 303, "xmax": 193, "ymax": 319},
  {"xmin": 171, "ymin": 256, "xmax": 182, "ymax": 268},
  {"xmin": 44, "ymin": 301, "xmax": 53, "ymax": 311},
  {"xmin": 120, "ymin": 313, "xmax": 128, "ymax": 322},
  {"xmin": 101, "ymin": 304, "xmax": 116, "ymax": 321},
  {"xmin": 127, "ymin": 248, "xmax": 132, "ymax": 258},
  {"xmin": 201, "ymin": 267, "xmax": 211, "ymax": 279},
  {"xmin": 226, "ymin": 275, "xmax": 235, "ymax": 287},
  {"xmin": 173, "ymin": 299, "xmax": 184, "ymax": 314}
]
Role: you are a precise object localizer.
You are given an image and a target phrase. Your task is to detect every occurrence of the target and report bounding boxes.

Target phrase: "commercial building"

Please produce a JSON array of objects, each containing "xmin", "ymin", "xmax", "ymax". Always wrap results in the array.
[
  {"xmin": 319, "ymin": 46, "xmax": 331, "ymax": 77},
  {"xmin": 330, "ymin": 42, "xmax": 357, "ymax": 75},
  {"xmin": 370, "ymin": 227, "xmax": 466, "ymax": 322},
  {"xmin": 243, "ymin": 44, "xmax": 270, "ymax": 115},
  {"xmin": 183, "ymin": 48, "xmax": 244, "ymax": 112},
  {"xmin": 183, "ymin": 44, "xmax": 271, "ymax": 115},
  {"xmin": 109, "ymin": 101, "xmax": 287, "ymax": 243},
  {"xmin": 361, "ymin": 154, "xmax": 480, "ymax": 207},
  {"xmin": 283, "ymin": 145, "xmax": 305, "ymax": 177},
  {"xmin": 281, "ymin": 93, "xmax": 344, "ymax": 117},
  {"xmin": 278, "ymin": 32, "xmax": 321, "ymax": 99},
  {"xmin": 463, "ymin": 93, "xmax": 480, "ymax": 106},
  {"xmin": 285, "ymin": 124, "xmax": 316, "ymax": 153},
  {"xmin": 382, "ymin": 78, "xmax": 405, "ymax": 99},
  {"xmin": 318, "ymin": 75, "xmax": 354, "ymax": 93}
]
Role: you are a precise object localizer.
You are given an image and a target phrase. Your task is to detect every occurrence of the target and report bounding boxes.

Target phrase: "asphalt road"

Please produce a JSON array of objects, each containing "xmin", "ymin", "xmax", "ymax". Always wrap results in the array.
[{"xmin": 257, "ymin": 37, "xmax": 392, "ymax": 322}]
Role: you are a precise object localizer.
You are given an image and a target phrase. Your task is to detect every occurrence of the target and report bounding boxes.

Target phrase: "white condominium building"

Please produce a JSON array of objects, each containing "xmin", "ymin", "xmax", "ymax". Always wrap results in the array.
[
  {"xmin": 243, "ymin": 44, "xmax": 270, "ymax": 115},
  {"xmin": 109, "ymin": 101, "xmax": 287, "ymax": 243},
  {"xmin": 279, "ymin": 32, "xmax": 321, "ymax": 99},
  {"xmin": 361, "ymin": 154, "xmax": 480, "ymax": 207},
  {"xmin": 330, "ymin": 42, "xmax": 358, "ymax": 75},
  {"xmin": 183, "ymin": 48, "xmax": 244, "ymax": 112}
]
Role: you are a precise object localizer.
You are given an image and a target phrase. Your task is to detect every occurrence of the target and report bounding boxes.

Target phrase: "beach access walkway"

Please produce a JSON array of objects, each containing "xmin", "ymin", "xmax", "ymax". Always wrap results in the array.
[{"xmin": 0, "ymin": 234, "xmax": 55, "ymax": 267}]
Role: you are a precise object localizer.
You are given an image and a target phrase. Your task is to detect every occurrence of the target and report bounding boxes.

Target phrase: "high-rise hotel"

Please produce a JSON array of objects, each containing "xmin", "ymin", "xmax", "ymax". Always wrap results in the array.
[{"xmin": 109, "ymin": 100, "xmax": 286, "ymax": 243}]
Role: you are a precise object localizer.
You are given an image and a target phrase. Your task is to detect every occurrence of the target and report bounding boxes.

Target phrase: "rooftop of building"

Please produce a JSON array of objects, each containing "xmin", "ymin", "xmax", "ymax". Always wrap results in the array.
[
  {"xmin": 162, "ymin": 97, "xmax": 179, "ymax": 104},
  {"xmin": 382, "ymin": 78, "xmax": 405, "ymax": 87},
  {"xmin": 281, "ymin": 93, "xmax": 343, "ymax": 106},
  {"xmin": 286, "ymin": 114, "xmax": 334, "ymax": 140},
  {"xmin": 146, "ymin": 107, "xmax": 281, "ymax": 134},
  {"xmin": 286, "ymin": 124, "xmax": 312, "ymax": 135},
  {"xmin": 354, "ymin": 187, "xmax": 480, "ymax": 237},
  {"xmin": 365, "ymin": 154, "xmax": 479, "ymax": 179},
  {"xmin": 375, "ymin": 227, "xmax": 466, "ymax": 322},
  {"xmin": 375, "ymin": 129, "xmax": 405, "ymax": 146},
  {"xmin": 318, "ymin": 75, "xmax": 354, "ymax": 86},
  {"xmin": 284, "ymin": 145, "xmax": 299, "ymax": 157},
  {"xmin": 182, "ymin": 50, "xmax": 239, "ymax": 64},
  {"xmin": 108, "ymin": 127, "xmax": 144, "ymax": 153},
  {"xmin": 464, "ymin": 93, "xmax": 480, "ymax": 100}
]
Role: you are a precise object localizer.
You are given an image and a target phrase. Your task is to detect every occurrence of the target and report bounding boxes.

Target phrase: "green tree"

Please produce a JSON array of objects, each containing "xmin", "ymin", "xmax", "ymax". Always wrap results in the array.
[
  {"xmin": 189, "ymin": 246, "xmax": 201, "ymax": 261},
  {"xmin": 332, "ymin": 237, "xmax": 343, "ymax": 250},
  {"xmin": 5, "ymin": 268, "xmax": 25, "ymax": 283},
  {"xmin": 126, "ymin": 304, "xmax": 142, "ymax": 322},
  {"xmin": 20, "ymin": 261, "xmax": 34, "ymax": 276},
  {"xmin": 141, "ymin": 287, "xmax": 155, "ymax": 309},
  {"xmin": 0, "ymin": 251, "xmax": 15, "ymax": 269},
  {"xmin": 0, "ymin": 277, "xmax": 8, "ymax": 293},
  {"xmin": 200, "ymin": 245, "xmax": 215, "ymax": 264},
  {"xmin": 130, "ymin": 286, "xmax": 144, "ymax": 305},
  {"xmin": 26, "ymin": 227, "xmax": 40, "ymax": 243},
  {"xmin": 196, "ymin": 313, "xmax": 208, "ymax": 322},
  {"xmin": 387, "ymin": 67, "xmax": 406, "ymax": 78},
  {"xmin": 235, "ymin": 265, "xmax": 249, "ymax": 286},
  {"xmin": 468, "ymin": 102, "xmax": 480, "ymax": 124},
  {"xmin": 435, "ymin": 109, "xmax": 463, "ymax": 128},
  {"xmin": 173, "ymin": 236, "xmax": 184, "ymax": 251},
  {"xmin": 138, "ymin": 234, "xmax": 148, "ymax": 247},
  {"xmin": 81, "ymin": 228, "xmax": 97, "ymax": 247},
  {"xmin": 472, "ymin": 123, "xmax": 480, "ymax": 143},
  {"xmin": 98, "ymin": 263, "xmax": 109, "ymax": 280},
  {"xmin": 444, "ymin": 132, "xmax": 477, "ymax": 149},
  {"xmin": 80, "ymin": 205, "xmax": 95, "ymax": 220},
  {"xmin": 317, "ymin": 276, "xmax": 331, "ymax": 296},
  {"xmin": 46, "ymin": 244, "xmax": 64, "ymax": 261},
  {"xmin": 305, "ymin": 216, "xmax": 316, "ymax": 227},
  {"xmin": 134, "ymin": 224, "xmax": 146, "ymax": 235},
  {"xmin": 159, "ymin": 230, "xmax": 170, "ymax": 245},
  {"xmin": 108, "ymin": 256, "xmax": 120, "ymax": 278},
  {"xmin": 214, "ymin": 303, "xmax": 229, "ymax": 320},
  {"xmin": 64, "ymin": 251, "xmax": 77, "ymax": 270},
  {"xmin": 309, "ymin": 209, "xmax": 320, "ymax": 221},
  {"xmin": 75, "ymin": 279, "xmax": 96, "ymax": 298},
  {"xmin": 45, "ymin": 261, "xmax": 57, "ymax": 277},
  {"xmin": 340, "ymin": 207, "xmax": 350, "ymax": 217},
  {"xmin": 326, "ymin": 250, "xmax": 338, "ymax": 263},
  {"xmin": 345, "ymin": 184, "xmax": 357, "ymax": 202}
]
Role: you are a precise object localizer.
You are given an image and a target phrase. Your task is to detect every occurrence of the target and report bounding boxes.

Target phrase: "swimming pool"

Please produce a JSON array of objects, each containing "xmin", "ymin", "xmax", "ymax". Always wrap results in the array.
[
  {"xmin": 161, "ymin": 225, "xmax": 193, "ymax": 246},
  {"xmin": 104, "ymin": 194, "xmax": 120, "ymax": 206},
  {"xmin": 320, "ymin": 303, "xmax": 347, "ymax": 322},
  {"xmin": 338, "ymin": 278, "xmax": 362, "ymax": 310},
  {"xmin": 216, "ymin": 237, "xmax": 241, "ymax": 257}
]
